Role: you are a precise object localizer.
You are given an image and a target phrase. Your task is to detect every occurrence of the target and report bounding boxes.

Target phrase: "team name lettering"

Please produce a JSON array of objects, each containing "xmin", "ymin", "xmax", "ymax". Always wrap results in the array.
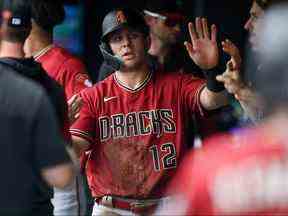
[{"xmin": 99, "ymin": 109, "xmax": 176, "ymax": 141}]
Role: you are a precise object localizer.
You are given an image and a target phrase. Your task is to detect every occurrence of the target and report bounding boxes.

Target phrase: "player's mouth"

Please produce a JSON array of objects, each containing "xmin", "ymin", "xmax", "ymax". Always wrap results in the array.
[{"xmin": 122, "ymin": 52, "xmax": 135, "ymax": 60}]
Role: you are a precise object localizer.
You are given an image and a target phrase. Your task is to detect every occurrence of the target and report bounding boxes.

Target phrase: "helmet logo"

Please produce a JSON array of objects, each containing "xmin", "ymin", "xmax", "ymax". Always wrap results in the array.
[{"xmin": 116, "ymin": 10, "xmax": 127, "ymax": 24}]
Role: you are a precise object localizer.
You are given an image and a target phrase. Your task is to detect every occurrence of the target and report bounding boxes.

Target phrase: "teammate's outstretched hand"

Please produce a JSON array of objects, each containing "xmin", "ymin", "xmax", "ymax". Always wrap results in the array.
[
  {"xmin": 68, "ymin": 94, "xmax": 82, "ymax": 125},
  {"xmin": 184, "ymin": 17, "xmax": 219, "ymax": 70},
  {"xmin": 221, "ymin": 39, "xmax": 242, "ymax": 70}
]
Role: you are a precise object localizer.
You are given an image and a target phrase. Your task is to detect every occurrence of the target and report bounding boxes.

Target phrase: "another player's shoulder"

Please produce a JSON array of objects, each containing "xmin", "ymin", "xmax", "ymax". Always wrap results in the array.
[
  {"xmin": 196, "ymin": 125, "xmax": 284, "ymax": 166},
  {"xmin": 48, "ymin": 46, "xmax": 86, "ymax": 69},
  {"xmin": 55, "ymin": 46, "xmax": 84, "ymax": 69}
]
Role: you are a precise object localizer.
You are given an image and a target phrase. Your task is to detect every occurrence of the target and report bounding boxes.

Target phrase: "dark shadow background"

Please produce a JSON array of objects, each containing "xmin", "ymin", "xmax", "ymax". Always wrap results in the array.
[{"xmin": 62, "ymin": 0, "xmax": 252, "ymax": 83}]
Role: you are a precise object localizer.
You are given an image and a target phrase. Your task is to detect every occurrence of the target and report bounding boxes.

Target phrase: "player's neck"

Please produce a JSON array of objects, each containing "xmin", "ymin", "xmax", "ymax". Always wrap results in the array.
[
  {"xmin": 148, "ymin": 33, "xmax": 171, "ymax": 64},
  {"xmin": 116, "ymin": 64, "xmax": 151, "ymax": 90},
  {"xmin": 30, "ymin": 35, "xmax": 53, "ymax": 58},
  {"xmin": 0, "ymin": 41, "xmax": 24, "ymax": 59}
]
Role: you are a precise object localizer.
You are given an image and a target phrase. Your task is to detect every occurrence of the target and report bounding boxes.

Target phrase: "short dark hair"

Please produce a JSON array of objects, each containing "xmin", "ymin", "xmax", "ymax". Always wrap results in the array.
[
  {"xmin": 30, "ymin": 0, "xmax": 65, "ymax": 32},
  {"xmin": 144, "ymin": 0, "xmax": 184, "ymax": 14}
]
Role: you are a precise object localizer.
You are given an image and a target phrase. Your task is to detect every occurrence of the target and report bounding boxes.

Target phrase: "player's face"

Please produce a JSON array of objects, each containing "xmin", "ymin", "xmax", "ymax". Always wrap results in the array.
[
  {"xmin": 150, "ymin": 14, "xmax": 183, "ymax": 45},
  {"xmin": 244, "ymin": 1, "xmax": 265, "ymax": 51},
  {"xmin": 108, "ymin": 28, "xmax": 149, "ymax": 69}
]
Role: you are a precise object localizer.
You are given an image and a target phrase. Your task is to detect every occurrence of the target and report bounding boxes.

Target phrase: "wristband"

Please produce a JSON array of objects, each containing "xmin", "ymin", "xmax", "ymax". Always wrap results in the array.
[{"xmin": 203, "ymin": 66, "xmax": 225, "ymax": 92}]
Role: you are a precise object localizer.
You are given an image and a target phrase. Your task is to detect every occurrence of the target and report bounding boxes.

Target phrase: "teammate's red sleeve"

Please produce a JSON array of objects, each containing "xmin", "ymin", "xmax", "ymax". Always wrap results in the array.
[
  {"xmin": 70, "ymin": 89, "xmax": 96, "ymax": 144},
  {"xmin": 180, "ymin": 74, "xmax": 207, "ymax": 116},
  {"xmin": 58, "ymin": 59, "xmax": 92, "ymax": 99}
]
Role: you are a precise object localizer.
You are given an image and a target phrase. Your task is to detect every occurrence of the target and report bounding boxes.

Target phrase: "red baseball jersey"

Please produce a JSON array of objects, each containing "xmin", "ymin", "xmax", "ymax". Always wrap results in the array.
[
  {"xmin": 71, "ymin": 70, "xmax": 207, "ymax": 198},
  {"xmin": 165, "ymin": 125, "xmax": 288, "ymax": 215},
  {"xmin": 36, "ymin": 45, "xmax": 92, "ymax": 99}
]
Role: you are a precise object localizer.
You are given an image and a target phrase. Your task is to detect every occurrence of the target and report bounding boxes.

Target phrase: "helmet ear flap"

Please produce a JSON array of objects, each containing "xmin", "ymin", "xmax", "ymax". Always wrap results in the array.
[{"xmin": 99, "ymin": 42, "xmax": 124, "ymax": 71}]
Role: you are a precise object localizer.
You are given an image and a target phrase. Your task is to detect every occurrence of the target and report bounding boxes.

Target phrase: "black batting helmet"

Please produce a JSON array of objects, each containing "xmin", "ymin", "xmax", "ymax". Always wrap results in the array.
[
  {"xmin": 99, "ymin": 8, "xmax": 149, "ymax": 71},
  {"xmin": 101, "ymin": 8, "xmax": 149, "ymax": 42}
]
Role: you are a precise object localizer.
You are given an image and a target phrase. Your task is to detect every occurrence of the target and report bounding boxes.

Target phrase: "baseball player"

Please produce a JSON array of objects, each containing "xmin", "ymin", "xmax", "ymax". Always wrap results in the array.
[
  {"xmin": 0, "ymin": 3, "xmax": 74, "ymax": 215},
  {"xmin": 23, "ymin": 1, "xmax": 93, "ymax": 215},
  {"xmin": 24, "ymin": 0, "xmax": 92, "ymax": 123},
  {"xmin": 156, "ymin": 1, "xmax": 288, "ymax": 215},
  {"xmin": 70, "ymin": 8, "xmax": 234, "ymax": 215}
]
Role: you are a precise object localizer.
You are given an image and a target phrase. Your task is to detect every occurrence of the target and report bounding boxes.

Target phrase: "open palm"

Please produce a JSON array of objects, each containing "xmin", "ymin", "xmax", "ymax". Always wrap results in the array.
[{"xmin": 185, "ymin": 18, "xmax": 219, "ymax": 70}]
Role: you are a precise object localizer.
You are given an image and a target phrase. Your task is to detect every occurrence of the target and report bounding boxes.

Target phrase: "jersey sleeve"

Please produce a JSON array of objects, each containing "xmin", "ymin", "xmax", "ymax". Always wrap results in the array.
[
  {"xmin": 180, "ymin": 74, "xmax": 207, "ymax": 116},
  {"xmin": 70, "ymin": 89, "xmax": 96, "ymax": 144},
  {"xmin": 32, "ymin": 93, "xmax": 71, "ymax": 170},
  {"xmin": 59, "ymin": 58, "xmax": 92, "ymax": 99}
]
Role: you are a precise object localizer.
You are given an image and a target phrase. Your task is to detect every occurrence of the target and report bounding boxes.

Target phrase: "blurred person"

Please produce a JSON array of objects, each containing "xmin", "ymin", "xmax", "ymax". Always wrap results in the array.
[
  {"xmin": 24, "ymin": 0, "xmax": 92, "ymax": 100},
  {"xmin": 0, "ymin": 1, "xmax": 73, "ymax": 215},
  {"xmin": 24, "ymin": 1, "xmax": 93, "ymax": 215},
  {"xmin": 143, "ymin": 0, "xmax": 202, "ymax": 75},
  {"xmin": 0, "ymin": 0, "xmax": 74, "ymax": 215},
  {"xmin": 215, "ymin": 0, "xmax": 276, "ymax": 122},
  {"xmin": 70, "ymin": 8, "xmax": 235, "ymax": 216},
  {"xmin": 156, "ymin": 1, "xmax": 288, "ymax": 215}
]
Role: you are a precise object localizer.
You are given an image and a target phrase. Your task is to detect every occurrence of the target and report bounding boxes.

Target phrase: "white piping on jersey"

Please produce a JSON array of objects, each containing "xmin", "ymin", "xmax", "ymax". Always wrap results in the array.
[
  {"xmin": 113, "ymin": 71, "xmax": 152, "ymax": 92},
  {"xmin": 70, "ymin": 128, "xmax": 94, "ymax": 143},
  {"xmin": 33, "ymin": 44, "xmax": 54, "ymax": 60}
]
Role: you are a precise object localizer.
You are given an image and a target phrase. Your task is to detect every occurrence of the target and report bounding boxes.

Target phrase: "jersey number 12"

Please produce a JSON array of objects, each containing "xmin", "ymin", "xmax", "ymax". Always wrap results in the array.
[{"xmin": 149, "ymin": 143, "xmax": 177, "ymax": 172}]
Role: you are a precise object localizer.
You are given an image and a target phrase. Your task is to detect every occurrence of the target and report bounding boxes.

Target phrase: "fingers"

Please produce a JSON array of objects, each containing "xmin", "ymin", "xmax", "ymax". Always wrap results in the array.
[
  {"xmin": 195, "ymin": 17, "xmax": 204, "ymax": 39},
  {"xmin": 222, "ymin": 39, "xmax": 242, "ymax": 69},
  {"xmin": 68, "ymin": 94, "xmax": 83, "ymax": 124},
  {"xmin": 217, "ymin": 75, "xmax": 238, "ymax": 94},
  {"xmin": 189, "ymin": 17, "xmax": 215, "ymax": 41},
  {"xmin": 188, "ymin": 22, "xmax": 197, "ymax": 47},
  {"xmin": 222, "ymin": 39, "xmax": 237, "ymax": 56},
  {"xmin": 202, "ymin": 18, "xmax": 209, "ymax": 39},
  {"xmin": 68, "ymin": 94, "xmax": 78, "ymax": 106},
  {"xmin": 211, "ymin": 24, "xmax": 217, "ymax": 43},
  {"xmin": 184, "ymin": 41, "xmax": 196, "ymax": 57},
  {"xmin": 227, "ymin": 60, "xmax": 234, "ymax": 71}
]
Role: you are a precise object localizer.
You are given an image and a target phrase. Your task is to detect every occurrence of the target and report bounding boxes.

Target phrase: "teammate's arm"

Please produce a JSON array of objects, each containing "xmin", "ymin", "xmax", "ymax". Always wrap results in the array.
[
  {"xmin": 200, "ymin": 87, "xmax": 229, "ymax": 110},
  {"xmin": 71, "ymin": 135, "xmax": 90, "ymax": 157},
  {"xmin": 216, "ymin": 40, "xmax": 263, "ymax": 122},
  {"xmin": 70, "ymin": 90, "xmax": 95, "ymax": 156}
]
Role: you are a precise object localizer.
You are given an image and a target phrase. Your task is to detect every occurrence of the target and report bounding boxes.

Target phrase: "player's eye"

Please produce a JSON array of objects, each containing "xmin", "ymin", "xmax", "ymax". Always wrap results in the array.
[
  {"xmin": 128, "ymin": 32, "xmax": 141, "ymax": 40},
  {"xmin": 110, "ymin": 34, "xmax": 123, "ymax": 43}
]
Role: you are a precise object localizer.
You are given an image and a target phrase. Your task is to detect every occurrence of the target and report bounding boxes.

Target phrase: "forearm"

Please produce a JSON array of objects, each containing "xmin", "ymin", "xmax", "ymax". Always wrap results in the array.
[
  {"xmin": 236, "ymin": 87, "xmax": 264, "ymax": 122},
  {"xmin": 71, "ymin": 135, "xmax": 90, "ymax": 157},
  {"xmin": 200, "ymin": 87, "xmax": 229, "ymax": 110}
]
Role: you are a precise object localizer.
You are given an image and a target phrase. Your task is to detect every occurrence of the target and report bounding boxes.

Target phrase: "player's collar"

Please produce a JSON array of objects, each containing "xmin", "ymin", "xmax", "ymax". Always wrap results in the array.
[
  {"xmin": 33, "ymin": 44, "xmax": 54, "ymax": 60},
  {"xmin": 113, "ymin": 70, "xmax": 152, "ymax": 92}
]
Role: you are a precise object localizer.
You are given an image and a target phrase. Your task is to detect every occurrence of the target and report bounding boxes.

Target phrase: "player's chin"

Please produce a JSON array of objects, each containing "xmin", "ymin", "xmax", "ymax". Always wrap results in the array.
[{"xmin": 123, "ymin": 59, "xmax": 140, "ymax": 68}]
